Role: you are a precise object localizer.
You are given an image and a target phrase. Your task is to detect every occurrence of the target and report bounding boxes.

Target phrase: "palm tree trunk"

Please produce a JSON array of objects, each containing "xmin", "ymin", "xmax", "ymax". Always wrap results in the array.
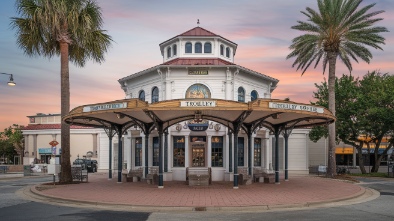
[
  {"xmin": 327, "ymin": 51, "xmax": 337, "ymax": 178},
  {"xmin": 59, "ymin": 41, "xmax": 72, "ymax": 183}
]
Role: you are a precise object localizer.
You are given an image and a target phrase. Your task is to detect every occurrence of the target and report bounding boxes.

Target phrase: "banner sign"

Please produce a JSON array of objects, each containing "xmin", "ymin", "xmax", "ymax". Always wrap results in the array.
[
  {"xmin": 269, "ymin": 102, "xmax": 324, "ymax": 113},
  {"xmin": 180, "ymin": 100, "xmax": 216, "ymax": 107},
  {"xmin": 83, "ymin": 102, "xmax": 127, "ymax": 112}
]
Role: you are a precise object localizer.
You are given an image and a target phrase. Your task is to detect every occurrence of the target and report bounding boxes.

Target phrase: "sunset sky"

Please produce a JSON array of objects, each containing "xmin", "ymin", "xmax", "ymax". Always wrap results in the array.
[{"xmin": 0, "ymin": 0, "xmax": 393, "ymax": 130}]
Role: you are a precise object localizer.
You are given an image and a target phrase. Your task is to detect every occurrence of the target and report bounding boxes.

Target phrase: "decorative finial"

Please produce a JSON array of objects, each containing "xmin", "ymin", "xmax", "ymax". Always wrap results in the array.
[{"xmin": 197, "ymin": 19, "xmax": 200, "ymax": 27}]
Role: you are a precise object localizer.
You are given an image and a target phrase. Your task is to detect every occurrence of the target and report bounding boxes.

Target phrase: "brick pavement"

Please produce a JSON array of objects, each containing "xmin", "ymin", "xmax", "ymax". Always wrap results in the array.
[{"xmin": 31, "ymin": 172, "xmax": 364, "ymax": 209}]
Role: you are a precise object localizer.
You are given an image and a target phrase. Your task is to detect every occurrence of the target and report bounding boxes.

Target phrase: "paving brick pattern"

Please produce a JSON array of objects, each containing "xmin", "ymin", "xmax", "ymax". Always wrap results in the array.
[{"xmin": 35, "ymin": 173, "xmax": 363, "ymax": 208}]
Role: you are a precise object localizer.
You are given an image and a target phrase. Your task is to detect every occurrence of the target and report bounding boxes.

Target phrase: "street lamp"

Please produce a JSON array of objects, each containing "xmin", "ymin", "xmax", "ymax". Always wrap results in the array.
[{"xmin": 1, "ymin": 73, "xmax": 16, "ymax": 86}]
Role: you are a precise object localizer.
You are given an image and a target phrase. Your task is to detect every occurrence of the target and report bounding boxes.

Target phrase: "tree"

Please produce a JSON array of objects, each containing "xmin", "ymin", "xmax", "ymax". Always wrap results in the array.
[
  {"xmin": 0, "ymin": 124, "xmax": 23, "ymax": 164},
  {"xmin": 11, "ymin": 0, "xmax": 112, "ymax": 183},
  {"xmin": 287, "ymin": 0, "xmax": 387, "ymax": 177},
  {"xmin": 310, "ymin": 72, "xmax": 394, "ymax": 173}
]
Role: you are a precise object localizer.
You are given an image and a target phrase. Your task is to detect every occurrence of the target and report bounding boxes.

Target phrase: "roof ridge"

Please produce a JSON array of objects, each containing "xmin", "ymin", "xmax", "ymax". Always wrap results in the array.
[{"xmin": 179, "ymin": 26, "xmax": 218, "ymax": 36}]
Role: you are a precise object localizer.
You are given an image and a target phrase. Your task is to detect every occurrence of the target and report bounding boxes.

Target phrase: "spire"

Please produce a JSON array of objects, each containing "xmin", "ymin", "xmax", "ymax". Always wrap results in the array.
[{"xmin": 197, "ymin": 19, "xmax": 200, "ymax": 27}]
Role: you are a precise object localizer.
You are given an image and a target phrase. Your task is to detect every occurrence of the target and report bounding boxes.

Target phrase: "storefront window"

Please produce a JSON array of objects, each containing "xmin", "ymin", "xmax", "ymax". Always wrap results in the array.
[
  {"xmin": 153, "ymin": 137, "xmax": 159, "ymax": 166},
  {"xmin": 211, "ymin": 136, "xmax": 223, "ymax": 167},
  {"xmin": 254, "ymin": 138, "xmax": 261, "ymax": 166},
  {"xmin": 173, "ymin": 136, "xmax": 185, "ymax": 167},
  {"xmin": 135, "ymin": 137, "xmax": 142, "ymax": 166},
  {"xmin": 238, "ymin": 137, "xmax": 244, "ymax": 166}
]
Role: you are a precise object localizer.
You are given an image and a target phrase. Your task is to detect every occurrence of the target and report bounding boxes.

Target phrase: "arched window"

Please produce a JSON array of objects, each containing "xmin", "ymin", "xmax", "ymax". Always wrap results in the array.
[
  {"xmin": 138, "ymin": 90, "xmax": 145, "ymax": 101},
  {"xmin": 251, "ymin": 90, "xmax": 258, "ymax": 101},
  {"xmin": 185, "ymin": 42, "xmax": 192, "ymax": 53},
  {"xmin": 195, "ymin": 42, "xmax": 202, "ymax": 53},
  {"xmin": 220, "ymin": 45, "xmax": 224, "ymax": 56},
  {"xmin": 226, "ymin": 47, "xmax": 230, "ymax": 58},
  {"xmin": 173, "ymin": 44, "xmax": 177, "ymax": 56},
  {"xmin": 204, "ymin": 42, "xmax": 212, "ymax": 53},
  {"xmin": 238, "ymin": 87, "xmax": 245, "ymax": 102},
  {"xmin": 151, "ymin": 87, "xmax": 159, "ymax": 103},
  {"xmin": 167, "ymin": 47, "xmax": 171, "ymax": 58},
  {"xmin": 185, "ymin": 84, "xmax": 211, "ymax": 98}
]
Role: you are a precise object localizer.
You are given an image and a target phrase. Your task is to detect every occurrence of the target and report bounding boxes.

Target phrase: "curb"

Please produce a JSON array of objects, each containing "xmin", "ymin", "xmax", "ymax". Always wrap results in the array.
[{"xmin": 28, "ymin": 183, "xmax": 371, "ymax": 212}]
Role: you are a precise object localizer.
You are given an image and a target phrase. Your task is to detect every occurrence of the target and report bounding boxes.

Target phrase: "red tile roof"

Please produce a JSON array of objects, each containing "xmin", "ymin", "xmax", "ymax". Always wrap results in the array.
[
  {"xmin": 162, "ymin": 58, "xmax": 234, "ymax": 65},
  {"xmin": 22, "ymin": 124, "xmax": 93, "ymax": 130},
  {"xmin": 179, "ymin": 27, "xmax": 217, "ymax": 36}
]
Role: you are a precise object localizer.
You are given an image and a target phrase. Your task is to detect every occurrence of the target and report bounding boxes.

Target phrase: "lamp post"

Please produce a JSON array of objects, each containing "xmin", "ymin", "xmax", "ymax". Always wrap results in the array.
[{"xmin": 1, "ymin": 73, "xmax": 16, "ymax": 86}]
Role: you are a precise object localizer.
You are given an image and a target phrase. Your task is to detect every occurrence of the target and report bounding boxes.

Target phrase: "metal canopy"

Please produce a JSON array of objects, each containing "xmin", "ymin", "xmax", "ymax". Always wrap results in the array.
[{"xmin": 63, "ymin": 98, "xmax": 335, "ymax": 131}]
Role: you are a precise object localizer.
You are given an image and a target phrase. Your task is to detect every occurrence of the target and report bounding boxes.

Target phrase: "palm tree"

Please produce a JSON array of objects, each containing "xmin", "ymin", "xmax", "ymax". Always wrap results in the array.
[
  {"xmin": 11, "ymin": 0, "xmax": 112, "ymax": 183},
  {"xmin": 287, "ymin": 0, "xmax": 387, "ymax": 178}
]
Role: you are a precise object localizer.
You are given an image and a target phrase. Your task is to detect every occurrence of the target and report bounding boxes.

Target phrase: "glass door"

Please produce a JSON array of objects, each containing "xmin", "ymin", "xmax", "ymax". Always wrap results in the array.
[{"xmin": 192, "ymin": 147, "xmax": 205, "ymax": 167}]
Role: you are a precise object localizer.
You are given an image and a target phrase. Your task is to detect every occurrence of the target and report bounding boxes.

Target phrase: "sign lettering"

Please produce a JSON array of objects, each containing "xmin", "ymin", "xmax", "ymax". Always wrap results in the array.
[
  {"xmin": 188, "ymin": 69, "xmax": 208, "ymax": 75},
  {"xmin": 83, "ymin": 102, "xmax": 127, "ymax": 112},
  {"xmin": 180, "ymin": 100, "xmax": 216, "ymax": 107},
  {"xmin": 269, "ymin": 102, "xmax": 324, "ymax": 113}
]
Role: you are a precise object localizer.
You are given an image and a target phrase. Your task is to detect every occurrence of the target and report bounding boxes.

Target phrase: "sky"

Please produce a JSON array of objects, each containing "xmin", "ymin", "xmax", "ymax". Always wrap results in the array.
[{"xmin": 0, "ymin": 0, "xmax": 393, "ymax": 130}]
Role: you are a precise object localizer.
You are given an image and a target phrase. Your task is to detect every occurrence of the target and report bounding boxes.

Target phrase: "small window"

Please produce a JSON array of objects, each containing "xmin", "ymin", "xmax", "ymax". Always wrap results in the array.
[
  {"xmin": 204, "ymin": 42, "xmax": 212, "ymax": 53},
  {"xmin": 185, "ymin": 42, "xmax": 192, "ymax": 53},
  {"xmin": 138, "ymin": 90, "xmax": 145, "ymax": 101},
  {"xmin": 251, "ymin": 90, "xmax": 258, "ymax": 101},
  {"xmin": 195, "ymin": 42, "xmax": 202, "ymax": 53},
  {"xmin": 226, "ymin": 47, "xmax": 230, "ymax": 58},
  {"xmin": 152, "ymin": 87, "xmax": 159, "ymax": 103},
  {"xmin": 220, "ymin": 45, "xmax": 224, "ymax": 56},
  {"xmin": 167, "ymin": 47, "xmax": 171, "ymax": 58},
  {"xmin": 238, "ymin": 87, "xmax": 245, "ymax": 102},
  {"xmin": 173, "ymin": 44, "xmax": 177, "ymax": 56}
]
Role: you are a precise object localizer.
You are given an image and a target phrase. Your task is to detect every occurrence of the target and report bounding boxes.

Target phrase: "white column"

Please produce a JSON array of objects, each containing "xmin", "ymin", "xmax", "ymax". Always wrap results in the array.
[
  {"xmin": 128, "ymin": 137, "xmax": 134, "ymax": 170},
  {"xmin": 185, "ymin": 135, "xmax": 189, "ymax": 168},
  {"xmin": 265, "ymin": 131, "xmax": 270, "ymax": 173},
  {"xmin": 207, "ymin": 135, "xmax": 212, "ymax": 167},
  {"xmin": 141, "ymin": 134, "xmax": 146, "ymax": 170}
]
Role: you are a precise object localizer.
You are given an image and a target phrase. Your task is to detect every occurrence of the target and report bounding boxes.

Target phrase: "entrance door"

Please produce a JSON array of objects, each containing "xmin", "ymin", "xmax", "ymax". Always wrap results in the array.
[
  {"xmin": 190, "ymin": 136, "xmax": 206, "ymax": 167},
  {"xmin": 192, "ymin": 147, "xmax": 205, "ymax": 167}
]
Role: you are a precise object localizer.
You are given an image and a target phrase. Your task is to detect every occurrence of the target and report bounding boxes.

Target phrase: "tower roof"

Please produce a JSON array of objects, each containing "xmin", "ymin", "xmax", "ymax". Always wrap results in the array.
[{"xmin": 159, "ymin": 27, "xmax": 237, "ymax": 47}]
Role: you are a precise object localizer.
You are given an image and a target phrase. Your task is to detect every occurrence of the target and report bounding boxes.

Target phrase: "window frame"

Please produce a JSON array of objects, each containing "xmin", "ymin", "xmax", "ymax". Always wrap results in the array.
[
  {"xmin": 195, "ymin": 42, "xmax": 202, "ymax": 53},
  {"xmin": 151, "ymin": 87, "xmax": 159, "ymax": 103},
  {"xmin": 138, "ymin": 90, "xmax": 145, "ymax": 101},
  {"xmin": 211, "ymin": 136, "xmax": 223, "ymax": 167},
  {"xmin": 185, "ymin": 42, "xmax": 192, "ymax": 53},
  {"xmin": 238, "ymin": 137, "xmax": 244, "ymax": 166},
  {"xmin": 238, "ymin": 87, "xmax": 245, "ymax": 102},
  {"xmin": 173, "ymin": 136, "xmax": 185, "ymax": 167},
  {"xmin": 251, "ymin": 90, "xmax": 258, "ymax": 101},
  {"xmin": 254, "ymin": 138, "xmax": 262, "ymax": 166},
  {"xmin": 167, "ymin": 47, "xmax": 171, "ymax": 58},
  {"xmin": 220, "ymin": 44, "xmax": 224, "ymax": 56},
  {"xmin": 135, "ymin": 137, "xmax": 142, "ymax": 166},
  {"xmin": 226, "ymin": 47, "xmax": 230, "ymax": 58},
  {"xmin": 172, "ymin": 44, "xmax": 177, "ymax": 56},
  {"xmin": 152, "ymin": 137, "xmax": 159, "ymax": 166},
  {"xmin": 204, "ymin": 42, "xmax": 212, "ymax": 54}
]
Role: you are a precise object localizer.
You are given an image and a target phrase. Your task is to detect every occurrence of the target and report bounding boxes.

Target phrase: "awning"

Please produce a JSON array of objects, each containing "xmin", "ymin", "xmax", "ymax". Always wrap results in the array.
[{"xmin": 63, "ymin": 98, "xmax": 335, "ymax": 133}]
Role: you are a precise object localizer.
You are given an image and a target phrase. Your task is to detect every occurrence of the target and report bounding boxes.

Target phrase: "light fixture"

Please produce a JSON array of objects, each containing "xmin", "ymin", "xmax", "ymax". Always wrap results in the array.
[
  {"xmin": 272, "ymin": 113, "xmax": 279, "ymax": 119},
  {"xmin": 1, "ymin": 73, "xmax": 16, "ymax": 86},
  {"xmin": 116, "ymin": 113, "xmax": 124, "ymax": 119}
]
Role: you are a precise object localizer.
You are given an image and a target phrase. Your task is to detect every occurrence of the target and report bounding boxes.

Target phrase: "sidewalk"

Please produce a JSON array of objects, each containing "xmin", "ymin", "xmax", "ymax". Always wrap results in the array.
[{"xmin": 29, "ymin": 172, "xmax": 368, "ymax": 211}]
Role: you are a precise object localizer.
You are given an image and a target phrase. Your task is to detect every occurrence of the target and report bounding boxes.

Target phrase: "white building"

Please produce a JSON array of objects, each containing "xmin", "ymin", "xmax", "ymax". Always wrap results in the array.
[{"xmin": 23, "ymin": 26, "xmax": 327, "ymax": 183}]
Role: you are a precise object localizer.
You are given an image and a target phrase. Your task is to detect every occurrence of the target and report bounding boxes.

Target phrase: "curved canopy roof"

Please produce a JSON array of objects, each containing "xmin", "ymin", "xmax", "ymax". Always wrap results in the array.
[{"xmin": 64, "ymin": 98, "xmax": 335, "ymax": 135}]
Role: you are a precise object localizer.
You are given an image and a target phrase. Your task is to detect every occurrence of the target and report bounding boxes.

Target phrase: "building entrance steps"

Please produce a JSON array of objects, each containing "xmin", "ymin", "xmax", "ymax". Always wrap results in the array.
[{"xmin": 30, "ymin": 173, "xmax": 366, "ymax": 210}]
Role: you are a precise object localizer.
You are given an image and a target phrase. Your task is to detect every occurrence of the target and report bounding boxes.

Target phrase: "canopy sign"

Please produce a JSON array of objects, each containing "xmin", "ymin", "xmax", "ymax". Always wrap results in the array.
[
  {"xmin": 83, "ymin": 102, "xmax": 127, "ymax": 112},
  {"xmin": 269, "ymin": 102, "xmax": 324, "ymax": 113}
]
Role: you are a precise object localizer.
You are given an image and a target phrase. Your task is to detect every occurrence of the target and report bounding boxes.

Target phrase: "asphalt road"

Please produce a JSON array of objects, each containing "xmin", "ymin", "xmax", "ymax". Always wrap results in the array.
[{"xmin": 0, "ymin": 175, "xmax": 393, "ymax": 221}]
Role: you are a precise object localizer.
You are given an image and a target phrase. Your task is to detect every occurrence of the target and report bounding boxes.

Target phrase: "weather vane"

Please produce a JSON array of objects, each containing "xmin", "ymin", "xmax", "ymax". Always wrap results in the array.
[{"xmin": 197, "ymin": 19, "xmax": 200, "ymax": 27}]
